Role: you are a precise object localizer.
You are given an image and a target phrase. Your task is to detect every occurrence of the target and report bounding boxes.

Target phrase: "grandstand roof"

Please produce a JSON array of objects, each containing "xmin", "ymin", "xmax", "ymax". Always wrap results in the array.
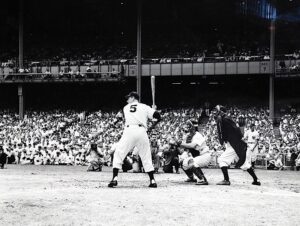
[{"xmin": 1, "ymin": 0, "xmax": 299, "ymax": 60}]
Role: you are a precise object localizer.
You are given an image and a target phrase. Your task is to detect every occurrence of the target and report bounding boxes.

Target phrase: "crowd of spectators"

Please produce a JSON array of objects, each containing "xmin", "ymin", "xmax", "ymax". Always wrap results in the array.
[
  {"xmin": 278, "ymin": 114, "xmax": 300, "ymax": 170},
  {"xmin": 2, "ymin": 40, "xmax": 300, "ymax": 70},
  {"xmin": 0, "ymin": 110, "xmax": 122, "ymax": 167},
  {"xmin": 1, "ymin": 106, "xmax": 300, "ymax": 171}
]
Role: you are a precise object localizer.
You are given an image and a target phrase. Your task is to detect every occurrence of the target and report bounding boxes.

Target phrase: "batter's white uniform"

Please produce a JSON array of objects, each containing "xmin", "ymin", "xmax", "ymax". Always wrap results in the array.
[
  {"xmin": 113, "ymin": 100, "xmax": 155, "ymax": 172},
  {"xmin": 181, "ymin": 132, "xmax": 212, "ymax": 170},
  {"xmin": 244, "ymin": 129, "xmax": 259, "ymax": 162}
]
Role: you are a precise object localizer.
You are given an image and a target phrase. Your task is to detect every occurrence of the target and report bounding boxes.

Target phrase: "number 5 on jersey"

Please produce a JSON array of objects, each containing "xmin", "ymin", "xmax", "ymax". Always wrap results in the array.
[{"xmin": 130, "ymin": 104, "xmax": 137, "ymax": 113}]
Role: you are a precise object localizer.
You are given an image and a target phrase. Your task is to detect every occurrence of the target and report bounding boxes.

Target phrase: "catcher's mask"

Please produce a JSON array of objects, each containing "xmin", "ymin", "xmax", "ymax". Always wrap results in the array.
[
  {"xmin": 91, "ymin": 143, "xmax": 97, "ymax": 150},
  {"xmin": 184, "ymin": 120, "xmax": 198, "ymax": 133}
]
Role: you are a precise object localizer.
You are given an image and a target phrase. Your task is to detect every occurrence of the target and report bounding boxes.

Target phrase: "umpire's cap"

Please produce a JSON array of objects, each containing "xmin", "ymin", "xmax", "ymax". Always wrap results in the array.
[
  {"xmin": 215, "ymin": 105, "xmax": 227, "ymax": 113},
  {"xmin": 125, "ymin": 91, "xmax": 139, "ymax": 100}
]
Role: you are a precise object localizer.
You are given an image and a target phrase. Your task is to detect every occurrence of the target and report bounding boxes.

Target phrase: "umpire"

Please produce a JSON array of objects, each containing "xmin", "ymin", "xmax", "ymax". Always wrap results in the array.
[{"xmin": 215, "ymin": 105, "xmax": 261, "ymax": 186}]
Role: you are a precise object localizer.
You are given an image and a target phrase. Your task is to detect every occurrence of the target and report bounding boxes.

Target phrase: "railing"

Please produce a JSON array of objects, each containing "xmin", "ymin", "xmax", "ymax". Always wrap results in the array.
[
  {"xmin": 0, "ymin": 57, "xmax": 273, "ymax": 69},
  {"xmin": 0, "ymin": 71, "xmax": 123, "ymax": 83},
  {"xmin": 208, "ymin": 153, "xmax": 294, "ymax": 169},
  {"xmin": 1, "ymin": 54, "xmax": 300, "ymax": 68},
  {"xmin": 254, "ymin": 153, "xmax": 295, "ymax": 169},
  {"xmin": 1, "ymin": 55, "xmax": 300, "ymax": 78}
]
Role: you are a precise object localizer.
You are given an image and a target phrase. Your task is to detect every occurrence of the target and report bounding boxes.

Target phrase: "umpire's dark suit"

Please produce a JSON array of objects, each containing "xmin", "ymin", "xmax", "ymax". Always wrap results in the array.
[{"xmin": 217, "ymin": 115, "xmax": 247, "ymax": 167}]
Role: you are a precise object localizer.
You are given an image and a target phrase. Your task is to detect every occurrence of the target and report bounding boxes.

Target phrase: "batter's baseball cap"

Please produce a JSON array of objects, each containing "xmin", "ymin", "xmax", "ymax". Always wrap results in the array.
[{"xmin": 125, "ymin": 91, "xmax": 139, "ymax": 100}]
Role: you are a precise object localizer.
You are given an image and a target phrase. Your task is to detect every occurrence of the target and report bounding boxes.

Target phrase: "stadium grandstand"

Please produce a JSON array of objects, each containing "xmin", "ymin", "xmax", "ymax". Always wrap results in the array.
[
  {"xmin": 0, "ymin": 1, "xmax": 299, "ymax": 112},
  {"xmin": 0, "ymin": 0, "xmax": 298, "ymax": 168},
  {"xmin": 1, "ymin": 1, "xmax": 300, "ymax": 225}
]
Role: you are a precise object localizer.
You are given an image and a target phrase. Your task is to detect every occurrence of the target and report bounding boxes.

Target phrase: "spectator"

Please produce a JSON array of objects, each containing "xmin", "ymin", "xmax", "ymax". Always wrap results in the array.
[
  {"xmin": 0, "ymin": 146, "xmax": 8, "ymax": 169},
  {"xmin": 296, "ymin": 152, "xmax": 300, "ymax": 171},
  {"xmin": 86, "ymin": 143, "xmax": 104, "ymax": 171},
  {"xmin": 34, "ymin": 152, "xmax": 43, "ymax": 165},
  {"xmin": 0, "ymin": 106, "xmax": 297, "ymax": 172},
  {"xmin": 162, "ymin": 140, "xmax": 180, "ymax": 174}
]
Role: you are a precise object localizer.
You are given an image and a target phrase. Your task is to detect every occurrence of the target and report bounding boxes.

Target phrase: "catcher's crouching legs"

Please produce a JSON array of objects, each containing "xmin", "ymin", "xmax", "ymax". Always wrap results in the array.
[
  {"xmin": 183, "ymin": 169, "xmax": 197, "ymax": 182},
  {"xmin": 182, "ymin": 157, "xmax": 196, "ymax": 182},
  {"xmin": 192, "ymin": 153, "xmax": 212, "ymax": 185},
  {"xmin": 192, "ymin": 167, "xmax": 208, "ymax": 185}
]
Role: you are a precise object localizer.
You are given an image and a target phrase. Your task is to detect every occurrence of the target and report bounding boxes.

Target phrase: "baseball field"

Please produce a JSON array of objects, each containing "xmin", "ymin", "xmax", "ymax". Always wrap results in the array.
[{"xmin": 1, "ymin": 165, "xmax": 300, "ymax": 226}]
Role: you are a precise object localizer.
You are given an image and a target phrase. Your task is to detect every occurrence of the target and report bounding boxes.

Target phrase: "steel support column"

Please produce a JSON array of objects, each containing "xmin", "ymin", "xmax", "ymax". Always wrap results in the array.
[
  {"xmin": 269, "ymin": 18, "xmax": 276, "ymax": 121},
  {"xmin": 18, "ymin": 0, "xmax": 24, "ymax": 120},
  {"xmin": 136, "ymin": 0, "xmax": 142, "ymax": 101}
]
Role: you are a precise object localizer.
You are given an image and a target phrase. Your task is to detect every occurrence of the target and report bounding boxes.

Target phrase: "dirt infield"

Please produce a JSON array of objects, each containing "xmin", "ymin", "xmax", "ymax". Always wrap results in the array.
[{"xmin": 1, "ymin": 165, "xmax": 300, "ymax": 226}]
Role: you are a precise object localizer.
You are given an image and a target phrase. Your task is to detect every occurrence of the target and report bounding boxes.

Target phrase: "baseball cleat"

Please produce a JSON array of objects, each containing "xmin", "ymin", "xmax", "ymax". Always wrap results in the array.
[
  {"xmin": 216, "ymin": 180, "xmax": 231, "ymax": 185},
  {"xmin": 185, "ymin": 178, "xmax": 197, "ymax": 183},
  {"xmin": 149, "ymin": 182, "xmax": 157, "ymax": 188},
  {"xmin": 195, "ymin": 180, "xmax": 209, "ymax": 185},
  {"xmin": 252, "ymin": 180, "xmax": 261, "ymax": 186},
  {"xmin": 108, "ymin": 180, "xmax": 118, "ymax": 188}
]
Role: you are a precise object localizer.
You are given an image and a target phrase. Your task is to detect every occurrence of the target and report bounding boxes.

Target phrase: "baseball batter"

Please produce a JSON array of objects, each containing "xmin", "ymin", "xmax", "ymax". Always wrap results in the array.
[
  {"xmin": 243, "ymin": 123, "xmax": 259, "ymax": 168},
  {"xmin": 108, "ymin": 91, "xmax": 161, "ymax": 188},
  {"xmin": 215, "ymin": 105, "xmax": 261, "ymax": 186},
  {"xmin": 176, "ymin": 120, "xmax": 213, "ymax": 185}
]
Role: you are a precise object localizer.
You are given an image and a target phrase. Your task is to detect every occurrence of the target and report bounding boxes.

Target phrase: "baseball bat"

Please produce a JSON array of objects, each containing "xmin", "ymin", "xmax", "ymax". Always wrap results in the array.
[{"xmin": 151, "ymin": 75, "xmax": 156, "ymax": 109}]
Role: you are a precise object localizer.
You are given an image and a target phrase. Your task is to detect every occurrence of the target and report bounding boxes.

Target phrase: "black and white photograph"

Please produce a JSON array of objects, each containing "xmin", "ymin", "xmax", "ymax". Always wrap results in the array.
[{"xmin": 0, "ymin": 0, "xmax": 300, "ymax": 225}]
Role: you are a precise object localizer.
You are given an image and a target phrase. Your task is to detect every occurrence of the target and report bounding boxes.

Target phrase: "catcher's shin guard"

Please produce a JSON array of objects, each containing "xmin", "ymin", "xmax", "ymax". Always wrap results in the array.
[
  {"xmin": 183, "ymin": 169, "xmax": 196, "ymax": 182},
  {"xmin": 192, "ymin": 167, "xmax": 207, "ymax": 181}
]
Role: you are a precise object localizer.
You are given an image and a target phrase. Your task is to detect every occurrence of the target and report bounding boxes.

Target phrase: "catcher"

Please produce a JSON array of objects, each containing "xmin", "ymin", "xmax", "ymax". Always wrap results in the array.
[
  {"xmin": 175, "ymin": 120, "xmax": 213, "ymax": 185},
  {"xmin": 86, "ymin": 143, "xmax": 104, "ymax": 171}
]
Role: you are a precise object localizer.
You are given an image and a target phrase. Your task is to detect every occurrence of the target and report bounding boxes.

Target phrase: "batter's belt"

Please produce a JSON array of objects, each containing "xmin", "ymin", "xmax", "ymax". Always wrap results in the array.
[{"xmin": 126, "ymin": 124, "xmax": 143, "ymax": 127}]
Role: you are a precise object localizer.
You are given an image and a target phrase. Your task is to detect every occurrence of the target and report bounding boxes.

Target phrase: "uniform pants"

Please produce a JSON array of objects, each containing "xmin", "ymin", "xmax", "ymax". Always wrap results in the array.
[
  {"xmin": 113, "ymin": 126, "xmax": 154, "ymax": 172},
  {"xmin": 248, "ymin": 144, "xmax": 258, "ymax": 162},
  {"xmin": 182, "ymin": 147, "xmax": 212, "ymax": 170},
  {"xmin": 194, "ymin": 152, "xmax": 212, "ymax": 168},
  {"xmin": 218, "ymin": 143, "xmax": 251, "ymax": 170}
]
